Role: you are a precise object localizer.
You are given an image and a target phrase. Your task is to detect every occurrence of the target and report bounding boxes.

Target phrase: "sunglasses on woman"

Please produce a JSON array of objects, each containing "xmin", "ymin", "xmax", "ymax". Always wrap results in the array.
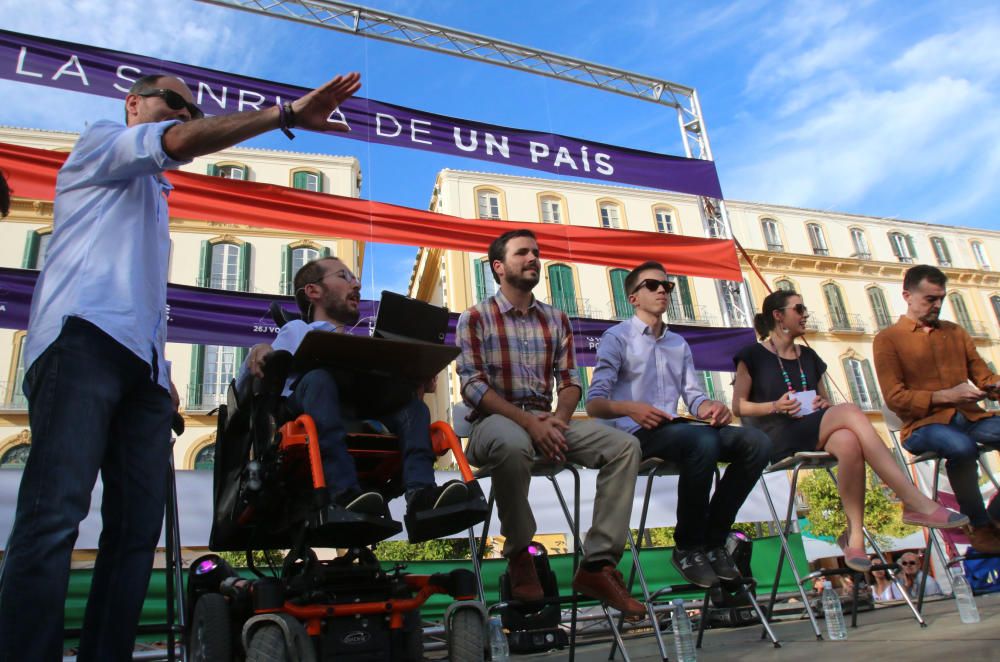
[
  {"xmin": 782, "ymin": 303, "xmax": 808, "ymax": 315},
  {"xmin": 631, "ymin": 278, "xmax": 676, "ymax": 295},
  {"xmin": 135, "ymin": 88, "xmax": 204, "ymax": 120}
]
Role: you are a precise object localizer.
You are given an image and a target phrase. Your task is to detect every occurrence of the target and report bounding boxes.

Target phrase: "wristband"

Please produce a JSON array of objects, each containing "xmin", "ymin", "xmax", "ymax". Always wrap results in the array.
[
  {"xmin": 277, "ymin": 102, "xmax": 296, "ymax": 140},
  {"xmin": 770, "ymin": 401, "xmax": 778, "ymax": 415}
]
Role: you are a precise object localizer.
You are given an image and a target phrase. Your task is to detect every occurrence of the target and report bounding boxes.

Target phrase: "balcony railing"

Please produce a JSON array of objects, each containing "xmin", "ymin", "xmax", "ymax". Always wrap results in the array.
[
  {"xmin": 0, "ymin": 381, "xmax": 28, "ymax": 411},
  {"xmin": 667, "ymin": 304, "xmax": 714, "ymax": 326},
  {"xmin": 186, "ymin": 383, "xmax": 230, "ymax": 412},
  {"xmin": 541, "ymin": 297, "xmax": 595, "ymax": 319},
  {"xmin": 895, "ymin": 255, "xmax": 915, "ymax": 264},
  {"xmin": 803, "ymin": 316, "xmax": 824, "ymax": 333},
  {"xmin": 828, "ymin": 313, "xmax": 868, "ymax": 333},
  {"xmin": 852, "ymin": 252, "xmax": 872, "ymax": 261},
  {"xmin": 812, "ymin": 247, "xmax": 829, "ymax": 256},
  {"xmin": 197, "ymin": 276, "xmax": 243, "ymax": 291},
  {"xmin": 766, "ymin": 242, "xmax": 784, "ymax": 252}
]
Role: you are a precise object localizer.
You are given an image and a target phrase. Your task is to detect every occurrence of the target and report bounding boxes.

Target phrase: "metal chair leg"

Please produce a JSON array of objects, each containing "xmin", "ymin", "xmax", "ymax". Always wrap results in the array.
[
  {"xmin": 761, "ymin": 468, "xmax": 822, "ymax": 639},
  {"xmin": 602, "ymin": 604, "xmax": 631, "ymax": 662}
]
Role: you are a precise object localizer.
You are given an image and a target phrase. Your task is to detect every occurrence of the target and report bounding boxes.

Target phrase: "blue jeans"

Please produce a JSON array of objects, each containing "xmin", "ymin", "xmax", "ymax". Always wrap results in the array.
[
  {"xmin": 903, "ymin": 412, "xmax": 1000, "ymax": 526},
  {"xmin": 634, "ymin": 422, "xmax": 771, "ymax": 549},
  {"xmin": 0, "ymin": 317, "xmax": 173, "ymax": 662},
  {"xmin": 284, "ymin": 368, "xmax": 435, "ymax": 497}
]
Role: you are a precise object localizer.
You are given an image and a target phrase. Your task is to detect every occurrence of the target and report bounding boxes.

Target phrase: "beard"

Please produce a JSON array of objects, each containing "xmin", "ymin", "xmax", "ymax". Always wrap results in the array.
[
  {"xmin": 504, "ymin": 267, "xmax": 539, "ymax": 292},
  {"xmin": 919, "ymin": 309, "xmax": 941, "ymax": 326},
  {"xmin": 322, "ymin": 297, "xmax": 360, "ymax": 326}
]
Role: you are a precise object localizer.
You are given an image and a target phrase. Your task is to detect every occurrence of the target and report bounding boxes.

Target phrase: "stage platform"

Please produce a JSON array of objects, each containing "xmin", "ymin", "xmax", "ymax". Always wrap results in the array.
[{"xmin": 483, "ymin": 592, "xmax": 1000, "ymax": 661}]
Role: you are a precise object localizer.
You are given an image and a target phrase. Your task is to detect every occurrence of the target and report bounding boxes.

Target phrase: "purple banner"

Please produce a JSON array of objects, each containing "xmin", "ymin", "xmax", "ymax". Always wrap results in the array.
[
  {"xmin": 0, "ymin": 268, "xmax": 750, "ymax": 371},
  {"xmin": 0, "ymin": 29, "xmax": 723, "ymax": 199}
]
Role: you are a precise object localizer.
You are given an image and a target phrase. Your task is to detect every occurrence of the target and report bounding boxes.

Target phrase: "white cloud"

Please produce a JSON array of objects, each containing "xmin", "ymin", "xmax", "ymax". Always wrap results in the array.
[{"xmin": 722, "ymin": 3, "xmax": 1000, "ymax": 226}]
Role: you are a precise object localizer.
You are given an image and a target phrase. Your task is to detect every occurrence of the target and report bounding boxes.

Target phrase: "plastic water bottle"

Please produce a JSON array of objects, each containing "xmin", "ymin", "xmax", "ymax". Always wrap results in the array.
[
  {"xmin": 671, "ymin": 598, "xmax": 697, "ymax": 662},
  {"xmin": 488, "ymin": 615, "xmax": 509, "ymax": 661},
  {"xmin": 821, "ymin": 581, "xmax": 847, "ymax": 640},
  {"xmin": 950, "ymin": 568, "xmax": 980, "ymax": 624}
]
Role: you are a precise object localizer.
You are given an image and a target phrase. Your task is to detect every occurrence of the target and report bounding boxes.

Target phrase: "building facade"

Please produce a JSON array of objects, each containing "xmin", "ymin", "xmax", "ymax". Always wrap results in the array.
[
  {"xmin": 0, "ymin": 125, "xmax": 363, "ymax": 472},
  {"xmin": 410, "ymin": 169, "xmax": 1000, "ymax": 443}
]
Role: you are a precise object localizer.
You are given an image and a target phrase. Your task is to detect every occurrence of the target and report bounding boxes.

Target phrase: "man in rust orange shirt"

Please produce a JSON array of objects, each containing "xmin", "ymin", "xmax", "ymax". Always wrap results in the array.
[{"xmin": 874, "ymin": 264, "xmax": 1000, "ymax": 552}]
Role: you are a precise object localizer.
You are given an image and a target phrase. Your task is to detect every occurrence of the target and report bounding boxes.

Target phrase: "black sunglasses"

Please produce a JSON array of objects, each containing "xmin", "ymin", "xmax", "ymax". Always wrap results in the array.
[
  {"xmin": 899, "ymin": 561, "xmax": 918, "ymax": 566},
  {"xmin": 136, "ymin": 88, "xmax": 204, "ymax": 119},
  {"xmin": 782, "ymin": 303, "xmax": 808, "ymax": 315},
  {"xmin": 631, "ymin": 278, "xmax": 676, "ymax": 295}
]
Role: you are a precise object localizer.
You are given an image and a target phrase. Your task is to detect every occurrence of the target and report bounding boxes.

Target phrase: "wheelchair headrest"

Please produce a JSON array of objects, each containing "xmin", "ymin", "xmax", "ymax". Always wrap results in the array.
[{"xmin": 269, "ymin": 301, "xmax": 302, "ymax": 328}]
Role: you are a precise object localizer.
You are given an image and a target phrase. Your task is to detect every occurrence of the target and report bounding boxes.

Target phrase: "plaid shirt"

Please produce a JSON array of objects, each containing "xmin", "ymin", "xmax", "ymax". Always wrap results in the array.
[{"xmin": 457, "ymin": 290, "xmax": 580, "ymax": 416}]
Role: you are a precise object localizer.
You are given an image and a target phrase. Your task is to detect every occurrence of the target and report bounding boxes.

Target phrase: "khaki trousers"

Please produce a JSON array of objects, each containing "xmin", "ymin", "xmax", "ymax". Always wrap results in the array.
[{"xmin": 467, "ymin": 414, "xmax": 640, "ymax": 564}]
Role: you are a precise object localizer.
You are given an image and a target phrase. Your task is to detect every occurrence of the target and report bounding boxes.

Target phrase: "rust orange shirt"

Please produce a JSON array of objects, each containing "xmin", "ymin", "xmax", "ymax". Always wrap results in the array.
[{"xmin": 873, "ymin": 316, "xmax": 999, "ymax": 440}]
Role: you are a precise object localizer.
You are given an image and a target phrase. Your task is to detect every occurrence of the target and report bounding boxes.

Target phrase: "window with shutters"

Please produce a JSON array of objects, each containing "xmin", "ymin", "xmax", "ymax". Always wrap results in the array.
[
  {"xmin": 823, "ymin": 282, "xmax": 850, "ymax": 329},
  {"xmin": 189, "ymin": 344, "xmax": 247, "ymax": 410},
  {"xmin": 991, "ymin": 295, "xmax": 1000, "ymax": 329},
  {"xmin": 473, "ymin": 257, "xmax": 498, "ymax": 303},
  {"xmin": 609, "ymin": 269, "xmax": 630, "ymax": 320},
  {"xmin": 843, "ymin": 357, "xmax": 881, "ymax": 410},
  {"xmin": 282, "ymin": 244, "xmax": 325, "ymax": 294},
  {"xmin": 21, "ymin": 229, "xmax": 52, "ymax": 270},
  {"xmin": 888, "ymin": 232, "xmax": 917, "ymax": 263},
  {"xmin": 598, "ymin": 201, "xmax": 623, "ymax": 229},
  {"xmin": 476, "ymin": 188, "xmax": 502, "ymax": 220},
  {"xmin": 667, "ymin": 275, "xmax": 696, "ymax": 322},
  {"xmin": 761, "ymin": 219, "xmax": 783, "ymax": 251},
  {"xmin": 972, "ymin": 241, "xmax": 991, "ymax": 270},
  {"xmin": 717, "ymin": 280, "xmax": 752, "ymax": 327},
  {"xmin": 547, "ymin": 264, "xmax": 578, "ymax": 316},
  {"xmin": 291, "ymin": 170, "xmax": 322, "ymax": 192},
  {"xmin": 209, "ymin": 163, "xmax": 247, "ymax": 180},
  {"xmin": 850, "ymin": 227, "xmax": 872, "ymax": 260},
  {"xmin": 699, "ymin": 371, "xmax": 719, "ymax": 401},
  {"xmin": 654, "ymin": 207, "xmax": 676, "ymax": 234},
  {"xmin": 930, "ymin": 237, "xmax": 952, "ymax": 267},
  {"xmin": 949, "ymin": 292, "xmax": 975, "ymax": 334},
  {"xmin": 5, "ymin": 333, "xmax": 28, "ymax": 410},
  {"xmin": 867, "ymin": 286, "xmax": 893, "ymax": 330},
  {"xmin": 576, "ymin": 368, "xmax": 589, "ymax": 411},
  {"xmin": 807, "ymin": 223, "xmax": 829, "ymax": 256},
  {"xmin": 199, "ymin": 237, "xmax": 252, "ymax": 292},
  {"xmin": 539, "ymin": 195, "xmax": 563, "ymax": 224}
]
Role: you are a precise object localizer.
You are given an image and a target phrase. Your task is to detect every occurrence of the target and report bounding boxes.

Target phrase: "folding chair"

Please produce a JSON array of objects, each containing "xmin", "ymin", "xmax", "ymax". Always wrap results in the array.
[
  {"xmin": 758, "ymin": 450, "xmax": 925, "ymax": 640},
  {"xmin": 608, "ymin": 458, "xmax": 779, "ymax": 662},
  {"xmin": 883, "ymin": 405, "xmax": 1000, "ymax": 611}
]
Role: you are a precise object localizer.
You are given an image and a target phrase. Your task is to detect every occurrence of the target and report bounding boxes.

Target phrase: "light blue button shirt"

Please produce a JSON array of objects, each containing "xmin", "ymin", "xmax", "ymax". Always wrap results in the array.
[
  {"xmin": 24, "ymin": 119, "xmax": 190, "ymax": 390},
  {"xmin": 587, "ymin": 315, "xmax": 709, "ymax": 434}
]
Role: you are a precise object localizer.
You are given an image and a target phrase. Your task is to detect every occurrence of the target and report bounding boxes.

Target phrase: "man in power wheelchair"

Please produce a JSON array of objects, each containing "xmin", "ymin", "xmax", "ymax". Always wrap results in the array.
[{"xmin": 188, "ymin": 256, "xmax": 490, "ymax": 661}]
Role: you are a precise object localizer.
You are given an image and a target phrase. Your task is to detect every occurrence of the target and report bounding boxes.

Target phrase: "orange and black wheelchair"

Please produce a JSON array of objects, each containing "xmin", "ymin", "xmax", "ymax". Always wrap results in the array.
[{"xmin": 185, "ymin": 319, "xmax": 489, "ymax": 661}]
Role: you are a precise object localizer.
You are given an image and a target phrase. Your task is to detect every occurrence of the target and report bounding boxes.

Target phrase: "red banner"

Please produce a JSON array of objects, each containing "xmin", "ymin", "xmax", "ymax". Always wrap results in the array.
[{"xmin": 0, "ymin": 141, "xmax": 742, "ymax": 280}]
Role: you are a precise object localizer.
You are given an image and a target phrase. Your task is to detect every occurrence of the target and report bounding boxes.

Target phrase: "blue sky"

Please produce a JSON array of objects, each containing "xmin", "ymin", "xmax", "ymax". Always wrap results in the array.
[{"xmin": 1, "ymin": 0, "xmax": 998, "ymax": 297}]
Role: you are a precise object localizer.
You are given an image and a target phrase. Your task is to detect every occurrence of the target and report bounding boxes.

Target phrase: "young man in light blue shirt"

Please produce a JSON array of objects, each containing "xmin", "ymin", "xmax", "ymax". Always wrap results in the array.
[
  {"xmin": 0, "ymin": 71, "xmax": 361, "ymax": 661},
  {"xmin": 587, "ymin": 261, "xmax": 771, "ymax": 588}
]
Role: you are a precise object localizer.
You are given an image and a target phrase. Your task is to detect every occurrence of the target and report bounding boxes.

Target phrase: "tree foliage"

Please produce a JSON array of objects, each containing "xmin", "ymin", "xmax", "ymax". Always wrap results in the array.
[
  {"xmin": 374, "ymin": 538, "xmax": 472, "ymax": 561},
  {"xmin": 798, "ymin": 467, "xmax": 916, "ymax": 546}
]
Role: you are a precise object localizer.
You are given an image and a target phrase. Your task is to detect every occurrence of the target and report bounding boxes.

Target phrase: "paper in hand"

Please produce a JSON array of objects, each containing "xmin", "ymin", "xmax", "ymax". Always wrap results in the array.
[{"xmin": 791, "ymin": 390, "xmax": 817, "ymax": 416}]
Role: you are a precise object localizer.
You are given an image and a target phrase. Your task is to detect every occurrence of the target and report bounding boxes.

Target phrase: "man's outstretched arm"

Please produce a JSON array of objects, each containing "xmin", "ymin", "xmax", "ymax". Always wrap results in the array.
[{"xmin": 162, "ymin": 73, "xmax": 361, "ymax": 161}]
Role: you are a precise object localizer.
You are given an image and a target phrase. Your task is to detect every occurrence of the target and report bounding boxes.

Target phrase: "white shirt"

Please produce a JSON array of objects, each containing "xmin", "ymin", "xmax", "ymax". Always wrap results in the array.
[
  {"xmin": 236, "ymin": 319, "xmax": 340, "ymax": 396},
  {"xmin": 25, "ymin": 119, "xmax": 189, "ymax": 389}
]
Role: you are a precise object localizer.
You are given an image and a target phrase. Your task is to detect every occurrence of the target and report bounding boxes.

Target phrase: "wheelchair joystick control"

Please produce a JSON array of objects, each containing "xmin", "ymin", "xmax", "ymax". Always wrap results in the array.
[{"xmin": 246, "ymin": 460, "xmax": 262, "ymax": 492}]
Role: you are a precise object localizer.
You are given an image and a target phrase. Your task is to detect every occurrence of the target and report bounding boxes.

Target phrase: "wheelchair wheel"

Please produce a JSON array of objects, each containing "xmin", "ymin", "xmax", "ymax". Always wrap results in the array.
[
  {"xmin": 189, "ymin": 593, "xmax": 231, "ymax": 662},
  {"xmin": 246, "ymin": 623, "xmax": 288, "ymax": 662},
  {"xmin": 447, "ymin": 608, "xmax": 485, "ymax": 662}
]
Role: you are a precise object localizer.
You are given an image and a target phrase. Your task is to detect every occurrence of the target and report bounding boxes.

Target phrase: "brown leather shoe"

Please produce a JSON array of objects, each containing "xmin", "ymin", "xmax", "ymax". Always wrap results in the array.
[
  {"xmin": 572, "ymin": 565, "xmax": 646, "ymax": 618},
  {"xmin": 966, "ymin": 524, "xmax": 1000, "ymax": 554},
  {"xmin": 507, "ymin": 547, "xmax": 544, "ymax": 603}
]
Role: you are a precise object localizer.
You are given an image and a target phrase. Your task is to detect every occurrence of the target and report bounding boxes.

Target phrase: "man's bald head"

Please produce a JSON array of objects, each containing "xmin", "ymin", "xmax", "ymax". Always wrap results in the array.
[{"xmin": 124, "ymin": 74, "xmax": 198, "ymax": 126}]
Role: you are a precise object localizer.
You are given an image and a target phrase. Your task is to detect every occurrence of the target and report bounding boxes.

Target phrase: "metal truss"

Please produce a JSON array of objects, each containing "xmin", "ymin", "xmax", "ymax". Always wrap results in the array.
[
  {"xmin": 196, "ymin": 0, "xmax": 713, "ymax": 160},
  {"xmin": 198, "ymin": 0, "xmax": 752, "ymax": 315}
]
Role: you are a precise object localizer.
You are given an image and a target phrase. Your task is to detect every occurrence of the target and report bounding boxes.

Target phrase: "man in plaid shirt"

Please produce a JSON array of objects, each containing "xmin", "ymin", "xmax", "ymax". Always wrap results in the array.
[{"xmin": 456, "ymin": 229, "xmax": 644, "ymax": 616}]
